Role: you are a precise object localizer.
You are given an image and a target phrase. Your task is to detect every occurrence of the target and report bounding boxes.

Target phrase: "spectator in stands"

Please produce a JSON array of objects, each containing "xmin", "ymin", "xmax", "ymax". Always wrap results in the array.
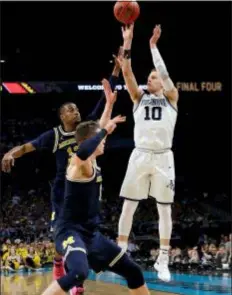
[
  {"xmin": 127, "ymin": 238, "xmax": 140, "ymax": 258},
  {"xmin": 215, "ymin": 245, "xmax": 228, "ymax": 269},
  {"xmin": 149, "ymin": 248, "xmax": 158, "ymax": 262},
  {"xmin": 188, "ymin": 247, "xmax": 200, "ymax": 269},
  {"xmin": 225, "ymin": 234, "xmax": 231, "ymax": 254}
]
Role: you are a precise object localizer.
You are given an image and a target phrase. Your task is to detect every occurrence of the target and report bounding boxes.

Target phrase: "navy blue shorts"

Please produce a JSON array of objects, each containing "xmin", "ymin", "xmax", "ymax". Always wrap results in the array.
[{"xmin": 55, "ymin": 227, "xmax": 124, "ymax": 274}]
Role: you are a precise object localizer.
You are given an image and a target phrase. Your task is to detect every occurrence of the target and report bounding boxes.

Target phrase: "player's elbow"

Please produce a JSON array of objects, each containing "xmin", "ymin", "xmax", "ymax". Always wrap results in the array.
[
  {"xmin": 76, "ymin": 150, "xmax": 89, "ymax": 161},
  {"xmin": 24, "ymin": 143, "xmax": 36, "ymax": 154},
  {"xmin": 165, "ymin": 87, "xmax": 179, "ymax": 102}
]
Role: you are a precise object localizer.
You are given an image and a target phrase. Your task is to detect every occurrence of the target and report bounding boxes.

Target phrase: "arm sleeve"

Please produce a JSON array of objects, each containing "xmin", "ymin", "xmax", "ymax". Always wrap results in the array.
[
  {"xmin": 30, "ymin": 129, "xmax": 55, "ymax": 152},
  {"xmin": 76, "ymin": 129, "xmax": 107, "ymax": 160},
  {"xmin": 86, "ymin": 75, "xmax": 119, "ymax": 121}
]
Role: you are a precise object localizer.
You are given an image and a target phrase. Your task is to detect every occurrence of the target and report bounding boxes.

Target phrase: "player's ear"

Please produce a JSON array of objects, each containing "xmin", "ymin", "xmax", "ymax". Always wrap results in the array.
[{"xmin": 60, "ymin": 113, "xmax": 64, "ymax": 122}]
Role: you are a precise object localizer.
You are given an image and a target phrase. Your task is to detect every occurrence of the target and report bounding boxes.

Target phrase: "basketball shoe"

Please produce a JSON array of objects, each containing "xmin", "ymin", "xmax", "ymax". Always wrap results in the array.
[{"xmin": 154, "ymin": 251, "xmax": 171, "ymax": 282}]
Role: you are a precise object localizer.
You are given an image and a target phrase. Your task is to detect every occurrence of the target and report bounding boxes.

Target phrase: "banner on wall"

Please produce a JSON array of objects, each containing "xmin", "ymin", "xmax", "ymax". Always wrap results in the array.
[{"xmin": 1, "ymin": 81, "xmax": 223, "ymax": 94}]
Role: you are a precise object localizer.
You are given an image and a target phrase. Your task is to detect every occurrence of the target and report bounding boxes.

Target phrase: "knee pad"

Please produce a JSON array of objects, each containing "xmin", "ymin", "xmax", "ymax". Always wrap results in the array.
[
  {"xmin": 111, "ymin": 254, "xmax": 145, "ymax": 289},
  {"xmin": 58, "ymin": 251, "xmax": 89, "ymax": 292},
  {"xmin": 58, "ymin": 269, "xmax": 88, "ymax": 292}
]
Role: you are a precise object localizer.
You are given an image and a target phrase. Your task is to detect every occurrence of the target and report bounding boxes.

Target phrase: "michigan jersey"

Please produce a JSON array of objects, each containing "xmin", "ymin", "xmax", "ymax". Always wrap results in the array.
[
  {"xmin": 57, "ymin": 163, "xmax": 102, "ymax": 233},
  {"xmin": 31, "ymin": 125, "xmax": 77, "ymax": 184},
  {"xmin": 133, "ymin": 92, "xmax": 177, "ymax": 151}
]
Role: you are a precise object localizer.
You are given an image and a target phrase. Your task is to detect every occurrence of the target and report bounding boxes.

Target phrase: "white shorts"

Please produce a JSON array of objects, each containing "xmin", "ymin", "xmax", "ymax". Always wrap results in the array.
[{"xmin": 120, "ymin": 148, "xmax": 175, "ymax": 204}]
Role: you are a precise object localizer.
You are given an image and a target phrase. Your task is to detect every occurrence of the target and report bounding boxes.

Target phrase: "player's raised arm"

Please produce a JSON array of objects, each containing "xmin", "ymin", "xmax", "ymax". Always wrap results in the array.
[
  {"xmin": 86, "ymin": 47, "xmax": 123, "ymax": 121},
  {"xmin": 98, "ymin": 78, "xmax": 122, "ymax": 128},
  {"xmin": 150, "ymin": 25, "xmax": 179, "ymax": 104},
  {"xmin": 75, "ymin": 116, "xmax": 126, "ymax": 162},
  {"xmin": 69, "ymin": 116, "xmax": 125, "ymax": 179},
  {"xmin": 121, "ymin": 23, "xmax": 143, "ymax": 103},
  {"xmin": 1, "ymin": 130, "xmax": 55, "ymax": 173}
]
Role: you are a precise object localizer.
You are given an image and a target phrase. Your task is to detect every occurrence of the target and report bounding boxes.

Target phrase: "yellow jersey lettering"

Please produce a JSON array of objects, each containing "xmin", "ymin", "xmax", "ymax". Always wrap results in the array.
[
  {"xmin": 51, "ymin": 212, "xmax": 55, "ymax": 221},
  {"xmin": 96, "ymin": 176, "xmax": 102, "ymax": 183},
  {"xmin": 67, "ymin": 145, "xmax": 79, "ymax": 164},
  {"xmin": 59, "ymin": 138, "xmax": 76, "ymax": 149}
]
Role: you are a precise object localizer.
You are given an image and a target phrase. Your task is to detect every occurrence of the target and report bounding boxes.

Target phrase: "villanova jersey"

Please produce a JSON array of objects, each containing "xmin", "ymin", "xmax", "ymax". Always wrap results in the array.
[
  {"xmin": 58, "ymin": 164, "xmax": 102, "ymax": 232},
  {"xmin": 133, "ymin": 93, "xmax": 177, "ymax": 151}
]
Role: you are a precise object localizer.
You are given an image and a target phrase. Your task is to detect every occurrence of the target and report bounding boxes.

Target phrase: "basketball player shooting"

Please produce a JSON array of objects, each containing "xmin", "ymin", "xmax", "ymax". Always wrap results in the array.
[{"xmin": 117, "ymin": 24, "xmax": 179, "ymax": 282}]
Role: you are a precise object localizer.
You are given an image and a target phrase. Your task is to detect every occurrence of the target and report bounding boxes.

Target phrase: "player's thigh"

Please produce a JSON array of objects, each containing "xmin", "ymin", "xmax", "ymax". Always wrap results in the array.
[
  {"xmin": 55, "ymin": 228, "xmax": 89, "ymax": 273},
  {"xmin": 55, "ymin": 228, "xmax": 87, "ymax": 258},
  {"xmin": 120, "ymin": 149, "xmax": 151, "ymax": 200},
  {"xmin": 88, "ymin": 231, "xmax": 124, "ymax": 274},
  {"xmin": 150, "ymin": 151, "xmax": 175, "ymax": 204}
]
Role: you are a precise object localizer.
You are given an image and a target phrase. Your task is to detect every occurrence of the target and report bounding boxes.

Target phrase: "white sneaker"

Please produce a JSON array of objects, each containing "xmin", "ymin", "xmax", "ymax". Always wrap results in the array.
[{"xmin": 154, "ymin": 254, "xmax": 171, "ymax": 282}]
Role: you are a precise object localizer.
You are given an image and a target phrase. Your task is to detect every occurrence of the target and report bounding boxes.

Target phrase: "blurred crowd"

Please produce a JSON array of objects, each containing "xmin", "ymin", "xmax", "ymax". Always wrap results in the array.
[
  {"xmin": 146, "ymin": 236, "xmax": 232, "ymax": 272},
  {"xmin": 1, "ymin": 239, "xmax": 55, "ymax": 273},
  {"xmin": 1, "ymin": 186, "xmax": 231, "ymax": 274}
]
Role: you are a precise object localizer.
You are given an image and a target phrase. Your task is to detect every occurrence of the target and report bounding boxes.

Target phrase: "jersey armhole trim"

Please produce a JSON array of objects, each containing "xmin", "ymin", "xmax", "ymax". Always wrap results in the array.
[
  {"xmin": 133, "ymin": 92, "xmax": 145, "ymax": 113},
  {"xmin": 52, "ymin": 128, "xmax": 59, "ymax": 153},
  {"xmin": 165, "ymin": 97, "xmax": 178, "ymax": 112},
  {"xmin": 66, "ymin": 166, "xmax": 96, "ymax": 183}
]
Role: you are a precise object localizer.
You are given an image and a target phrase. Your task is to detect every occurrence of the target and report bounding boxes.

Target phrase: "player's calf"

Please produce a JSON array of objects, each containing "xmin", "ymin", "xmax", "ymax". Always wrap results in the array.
[
  {"xmin": 118, "ymin": 200, "xmax": 139, "ymax": 251},
  {"xmin": 110, "ymin": 254, "xmax": 150, "ymax": 294},
  {"xmin": 155, "ymin": 203, "xmax": 172, "ymax": 282},
  {"xmin": 41, "ymin": 280, "xmax": 66, "ymax": 295}
]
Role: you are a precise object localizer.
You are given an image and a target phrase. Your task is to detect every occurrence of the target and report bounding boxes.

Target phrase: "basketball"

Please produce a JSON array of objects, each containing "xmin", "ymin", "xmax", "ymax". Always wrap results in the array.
[{"xmin": 114, "ymin": 1, "xmax": 140, "ymax": 25}]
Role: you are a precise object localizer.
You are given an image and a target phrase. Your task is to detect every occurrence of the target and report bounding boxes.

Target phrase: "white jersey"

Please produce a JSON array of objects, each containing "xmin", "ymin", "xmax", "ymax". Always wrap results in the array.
[{"xmin": 133, "ymin": 92, "xmax": 177, "ymax": 151}]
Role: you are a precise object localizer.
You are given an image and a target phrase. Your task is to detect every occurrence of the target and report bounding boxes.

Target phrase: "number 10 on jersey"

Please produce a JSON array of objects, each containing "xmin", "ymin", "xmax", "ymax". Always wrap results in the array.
[{"xmin": 144, "ymin": 106, "xmax": 162, "ymax": 121}]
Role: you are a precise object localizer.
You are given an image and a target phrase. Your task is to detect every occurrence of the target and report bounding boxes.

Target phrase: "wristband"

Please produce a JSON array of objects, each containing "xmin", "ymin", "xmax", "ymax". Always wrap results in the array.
[{"xmin": 123, "ymin": 49, "xmax": 131, "ymax": 59}]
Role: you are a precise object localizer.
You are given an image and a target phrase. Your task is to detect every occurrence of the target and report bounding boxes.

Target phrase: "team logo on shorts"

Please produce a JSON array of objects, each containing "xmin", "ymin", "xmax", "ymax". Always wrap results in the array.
[
  {"xmin": 62, "ymin": 236, "xmax": 75, "ymax": 250},
  {"xmin": 166, "ymin": 180, "xmax": 175, "ymax": 191}
]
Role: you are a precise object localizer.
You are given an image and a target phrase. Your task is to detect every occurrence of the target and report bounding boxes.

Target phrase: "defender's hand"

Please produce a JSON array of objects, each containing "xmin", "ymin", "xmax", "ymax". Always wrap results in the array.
[
  {"xmin": 105, "ymin": 115, "xmax": 126, "ymax": 134},
  {"xmin": 2, "ymin": 153, "xmax": 15, "ymax": 173},
  {"xmin": 102, "ymin": 78, "xmax": 117, "ymax": 105},
  {"xmin": 113, "ymin": 46, "xmax": 123, "ymax": 69},
  {"xmin": 150, "ymin": 24, "xmax": 162, "ymax": 49}
]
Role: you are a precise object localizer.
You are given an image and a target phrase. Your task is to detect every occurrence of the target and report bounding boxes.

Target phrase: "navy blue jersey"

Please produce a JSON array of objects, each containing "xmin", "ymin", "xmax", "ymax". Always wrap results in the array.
[
  {"xmin": 58, "ymin": 164, "xmax": 102, "ymax": 232},
  {"xmin": 31, "ymin": 125, "xmax": 77, "ymax": 187}
]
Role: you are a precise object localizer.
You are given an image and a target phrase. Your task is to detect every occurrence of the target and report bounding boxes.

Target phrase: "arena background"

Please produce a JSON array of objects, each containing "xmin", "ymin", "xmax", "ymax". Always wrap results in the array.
[
  {"xmin": 2, "ymin": 1, "xmax": 231, "ymax": 194},
  {"xmin": 0, "ymin": 1, "xmax": 231, "ymax": 294}
]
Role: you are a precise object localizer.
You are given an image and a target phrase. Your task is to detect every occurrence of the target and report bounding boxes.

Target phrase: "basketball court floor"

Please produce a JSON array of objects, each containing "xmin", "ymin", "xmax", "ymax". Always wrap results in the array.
[{"xmin": 1, "ymin": 268, "xmax": 231, "ymax": 295}]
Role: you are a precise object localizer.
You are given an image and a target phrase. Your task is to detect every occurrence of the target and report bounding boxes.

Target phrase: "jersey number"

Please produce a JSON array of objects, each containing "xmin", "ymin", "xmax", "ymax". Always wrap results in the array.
[{"xmin": 144, "ymin": 106, "xmax": 162, "ymax": 121}]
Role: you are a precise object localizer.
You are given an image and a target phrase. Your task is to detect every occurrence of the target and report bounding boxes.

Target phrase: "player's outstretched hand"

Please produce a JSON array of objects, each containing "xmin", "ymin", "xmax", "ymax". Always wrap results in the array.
[
  {"xmin": 102, "ymin": 78, "xmax": 118, "ymax": 105},
  {"xmin": 113, "ymin": 46, "xmax": 123, "ymax": 69},
  {"xmin": 121, "ymin": 23, "xmax": 134, "ymax": 42},
  {"xmin": 1, "ymin": 153, "xmax": 15, "ymax": 173},
  {"xmin": 105, "ymin": 115, "xmax": 126, "ymax": 134},
  {"xmin": 150, "ymin": 24, "xmax": 162, "ymax": 49}
]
